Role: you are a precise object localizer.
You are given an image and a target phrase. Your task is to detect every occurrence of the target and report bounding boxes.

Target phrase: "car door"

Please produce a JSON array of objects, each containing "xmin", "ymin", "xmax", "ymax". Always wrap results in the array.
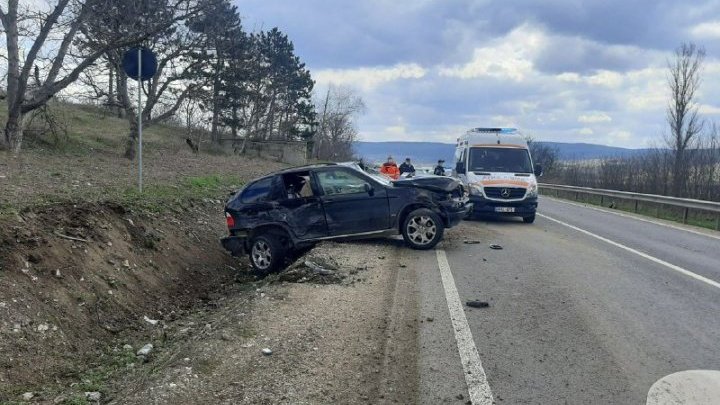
[
  {"xmin": 314, "ymin": 167, "xmax": 391, "ymax": 236},
  {"xmin": 276, "ymin": 172, "xmax": 328, "ymax": 240}
]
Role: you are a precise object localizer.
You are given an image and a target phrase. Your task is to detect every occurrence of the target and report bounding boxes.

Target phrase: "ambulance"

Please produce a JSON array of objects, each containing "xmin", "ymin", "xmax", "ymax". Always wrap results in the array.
[{"xmin": 453, "ymin": 128, "xmax": 542, "ymax": 223}]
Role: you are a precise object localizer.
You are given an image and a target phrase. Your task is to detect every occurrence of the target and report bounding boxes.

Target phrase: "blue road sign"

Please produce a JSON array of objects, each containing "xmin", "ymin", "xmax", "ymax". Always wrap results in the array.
[{"xmin": 122, "ymin": 47, "xmax": 157, "ymax": 81}]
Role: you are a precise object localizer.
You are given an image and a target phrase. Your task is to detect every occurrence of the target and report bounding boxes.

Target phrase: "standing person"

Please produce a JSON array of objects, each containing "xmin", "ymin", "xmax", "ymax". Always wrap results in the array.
[
  {"xmin": 399, "ymin": 157, "xmax": 416, "ymax": 176},
  {"xmin": 433, "ymin": 159, "xmax": 446, "ymax": 176},
  {"xmin": 380, "ymin": 156, "xmax": 400, "ymax": 179}
]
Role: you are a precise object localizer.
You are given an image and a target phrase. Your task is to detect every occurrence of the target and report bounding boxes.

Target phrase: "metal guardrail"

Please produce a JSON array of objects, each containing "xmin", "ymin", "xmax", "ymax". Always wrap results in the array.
[{"xmin": 539, "ymin": 183, "xmax": 720, "ymax": 230}]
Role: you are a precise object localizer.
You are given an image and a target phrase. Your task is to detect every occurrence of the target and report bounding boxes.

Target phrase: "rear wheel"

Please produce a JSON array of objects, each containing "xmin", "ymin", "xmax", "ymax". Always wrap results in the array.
[
  {"xmin": 523, "ymin": 215, "xmax": 536, "ymax": 224},
  {"xmin": 248, "ymin": 234, "xmax": 287, "ymax": 274},
  {"xmin": 402, "ymin": 208, "xmax": 444, "ymax": 250}
]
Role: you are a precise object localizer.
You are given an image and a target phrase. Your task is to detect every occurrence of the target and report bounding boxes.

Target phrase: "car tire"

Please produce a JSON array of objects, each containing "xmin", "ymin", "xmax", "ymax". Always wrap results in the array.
[
  {"xmin": 402, "ymin": 208, "xmax": 445, "ymax": 250},
  {"xmin": 523, "ymin": 215, "xmax": 536, "ymax": 224},
  {"xmin": 248, "ymin": 234, "xmax": 286, "ymax": 275}
]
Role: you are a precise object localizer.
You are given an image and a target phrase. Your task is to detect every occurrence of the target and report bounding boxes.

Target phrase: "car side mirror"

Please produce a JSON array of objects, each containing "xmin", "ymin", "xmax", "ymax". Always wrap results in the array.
[
  {"xmin": 534, "ymin": 164, "xmax": 543, "ymax": 177},
  {"xmin": 455, "ymin": 162, "xmax": 466, "ymax": 174},
  {"xmin": 364, "ymin": 183, "xmax": 375, "ymax": 196}
]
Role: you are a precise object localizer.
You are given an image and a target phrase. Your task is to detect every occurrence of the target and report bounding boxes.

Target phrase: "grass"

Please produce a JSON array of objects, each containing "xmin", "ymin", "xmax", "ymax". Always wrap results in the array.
[{"xmin": 542, "ymin": 189, "xmax": 720, "ymax": 231}]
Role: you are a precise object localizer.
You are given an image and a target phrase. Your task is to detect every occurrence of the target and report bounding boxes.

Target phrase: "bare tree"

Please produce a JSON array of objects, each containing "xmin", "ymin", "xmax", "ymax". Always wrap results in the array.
[
  {"xmin": 0, "ymin": 0, "xmax": 202, "ymax": 152},
  {"xmin": 666, "ymin": 43, "xmax": 705, "ymax": 196},
  {"xmin": 313, "ymin": 85, "xmax": 364, "ymax": 161}
]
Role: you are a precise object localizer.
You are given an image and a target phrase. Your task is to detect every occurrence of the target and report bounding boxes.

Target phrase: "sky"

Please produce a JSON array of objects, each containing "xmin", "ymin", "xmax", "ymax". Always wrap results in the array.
[{"xmin": 236, "ymin": 0, "xmax": 720, "ymax": 147}]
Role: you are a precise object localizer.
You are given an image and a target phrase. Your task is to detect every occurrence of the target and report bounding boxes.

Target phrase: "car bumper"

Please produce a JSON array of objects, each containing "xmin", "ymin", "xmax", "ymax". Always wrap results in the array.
[
  {"xmin": 221, "ymin": 235, "xmax": 246, "ymax": 256},
  {"xmin": 441, "ymin": 199, "xmax": 473, "ymax": 227},
  {"xmin": 468, "ymin": 195, "xmax": 537, "ymax": 217}
]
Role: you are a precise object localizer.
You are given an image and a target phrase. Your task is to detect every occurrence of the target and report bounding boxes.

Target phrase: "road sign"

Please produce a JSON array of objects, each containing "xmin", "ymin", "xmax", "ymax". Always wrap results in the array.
[
  {"xmin": 122, "ymin": 47, "xmax": 157, "ymax": 193},
  {"xmin": 122, "ymin": 47, "xmax": 157, "ymax": 81}
]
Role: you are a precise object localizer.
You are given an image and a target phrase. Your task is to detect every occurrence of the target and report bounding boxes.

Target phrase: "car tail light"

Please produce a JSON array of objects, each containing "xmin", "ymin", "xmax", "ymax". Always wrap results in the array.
[{"xmin": 225, "ymin": 212, "xmax": 235, "ymax": 229}]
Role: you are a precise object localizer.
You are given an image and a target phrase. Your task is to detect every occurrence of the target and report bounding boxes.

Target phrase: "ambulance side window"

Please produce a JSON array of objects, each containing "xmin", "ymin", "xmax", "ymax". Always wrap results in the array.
[{"xmin": 456, "ymin": 149, "xmax": 467, "ymax": 174}]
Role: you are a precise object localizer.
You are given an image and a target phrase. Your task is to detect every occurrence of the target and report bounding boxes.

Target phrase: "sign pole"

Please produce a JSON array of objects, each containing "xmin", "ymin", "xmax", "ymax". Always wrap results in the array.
[{"xmin": 137, "ymin": 47, "xmax": 143, "ymax": 193}]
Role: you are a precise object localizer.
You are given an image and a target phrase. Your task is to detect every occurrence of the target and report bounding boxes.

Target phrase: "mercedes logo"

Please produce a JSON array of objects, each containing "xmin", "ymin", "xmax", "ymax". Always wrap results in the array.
[{"xmin": 500, "ymin": 188, "xmax": 511, "ymax": 198}]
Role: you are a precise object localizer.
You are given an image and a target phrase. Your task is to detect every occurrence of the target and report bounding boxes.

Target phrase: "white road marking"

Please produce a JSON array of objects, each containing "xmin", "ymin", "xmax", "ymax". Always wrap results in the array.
[
  {"xmin": 543, "ymin": 196, "xmax": 720, "ymax": 241},
  {"xmin": 436, "ymin": 249, "xmax": 494, "ymax": 405},
  {"xmin": 538, "ymin": 213, "xmax": 720, "ymax": 290}
]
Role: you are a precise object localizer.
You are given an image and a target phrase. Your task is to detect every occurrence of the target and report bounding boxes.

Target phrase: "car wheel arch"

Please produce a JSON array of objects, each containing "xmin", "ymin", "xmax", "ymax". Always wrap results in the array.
[
  {"xmin": 398, "ymin": 202, "xmax": 441, "ymax": 232},
  {"xmin": 248, "ymin": 224, "xmax": 294, "ymax": 249}
]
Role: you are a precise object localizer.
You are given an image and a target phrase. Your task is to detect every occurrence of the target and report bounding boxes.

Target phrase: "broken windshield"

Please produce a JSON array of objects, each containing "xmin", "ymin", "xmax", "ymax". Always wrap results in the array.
[{"xmin": 468, "ymin": 147, "xmax": 533, "ymax": 173}]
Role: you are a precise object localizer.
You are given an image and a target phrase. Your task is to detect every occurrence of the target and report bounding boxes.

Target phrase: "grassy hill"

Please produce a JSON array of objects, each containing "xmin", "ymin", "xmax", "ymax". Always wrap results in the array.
[{"xmin": 0, "ymin": 102, "xmax": 286, "ymax": 213}]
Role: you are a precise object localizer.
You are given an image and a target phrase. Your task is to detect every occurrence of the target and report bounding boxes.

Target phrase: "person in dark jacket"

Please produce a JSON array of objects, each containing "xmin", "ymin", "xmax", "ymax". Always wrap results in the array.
[
  {"xmin": 433, "ymin": 159, "xmax": 445, "ymax": 176},
  {"xmin": 399, "ymin": 158, "xmax": 415, "ymax": 176}
]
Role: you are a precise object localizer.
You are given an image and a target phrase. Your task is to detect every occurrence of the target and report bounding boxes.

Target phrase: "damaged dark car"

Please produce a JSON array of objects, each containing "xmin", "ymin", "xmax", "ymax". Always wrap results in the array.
[{"xmin": 221, "ymin": 163, "xmax": 471, "ymax": 273}]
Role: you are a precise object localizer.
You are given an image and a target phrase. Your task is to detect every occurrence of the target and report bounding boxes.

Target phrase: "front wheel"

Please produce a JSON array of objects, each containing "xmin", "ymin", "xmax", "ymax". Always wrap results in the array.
[
  {"xmin": 402, "ymin": 208, "xmax": 445, "ymax": 250},
  {"xmin": 523, "ymin": 215, "xmax": 536, "ymax": 224},
  {"xmin": 248, "ymin": 234, "xmax": 287, "ymax": 274}
]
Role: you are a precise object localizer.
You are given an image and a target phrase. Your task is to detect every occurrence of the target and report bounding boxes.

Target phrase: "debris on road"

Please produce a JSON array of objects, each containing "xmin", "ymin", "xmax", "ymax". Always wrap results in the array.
[
  {"xmin": 21, "ymin": 392, "xmax": 34, "ymax": 401},
  {"xmin": 262, "ymin": 348, "xmax": 273, "ymax": 356},
  {"xmin": 463, "ymin": 240, "xmax": 481, "ymax": 244},
  {"xmin": 489, "ymin": 244, "xmax": 503, "ymax": 250},
  {"xmin": 304, "ymin": 260, "xmax": 335, "ymax": 275},
  {"xmin": 137, "ymin": 343, "xmax": 154, "ymax": 357},
  {"xmin": 426, "ymin": 317, "xmax": 434, "ymax": 322},
  {"xmin": 143, "ymin": 316, "xmax": 159, "ymax": 325},
  {"xmin": 85, "ymin": 391, "xmax": 102, "ymax": 402},
  {"xmin": 466, "ymin": 300, "xmax": 490, "ymax": 308}
]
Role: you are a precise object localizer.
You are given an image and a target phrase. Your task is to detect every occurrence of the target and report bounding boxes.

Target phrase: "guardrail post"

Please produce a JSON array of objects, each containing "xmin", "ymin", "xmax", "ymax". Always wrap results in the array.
[
  {"xmin": 683, "ymin": 207, "xmax": 689, "ymax": 224},
  {"xmin": 716, "ymin": 214, "xmax": 720, "ymax": 231},
  {"xmin": 634, "ymin": 200, "xmax": 639, "ymax": 213},
  {"xmin": 600, "ymin": 195, "xmax": 604, "ymax": 206},
  {"xmin": 655, "ymin": 204, "xmax": 660, "ymax": 218},
  {"xmin": 575, "ymin": 191, "xmax": 579, "ymax": 201}
]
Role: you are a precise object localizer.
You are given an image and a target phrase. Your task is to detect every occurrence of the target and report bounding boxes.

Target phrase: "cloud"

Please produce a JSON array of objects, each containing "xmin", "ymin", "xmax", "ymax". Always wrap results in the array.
[
  {"xmin": 579, "ymin": 127, "xmax": 594, "ymax": 135},
  {"xmin": 313, "ymin": 63, "xmax": 427, "ymax": 91},
  {"xmin": 438, "ymin": 24, "xmax": 543, "ymax": 81},
  {"xmin": 690, "ymin": 20, "xmax": 720, "ymax": 38},
  {"xmin": 578, "ymin": 112, "xmax": 612, "ymax": 123}
]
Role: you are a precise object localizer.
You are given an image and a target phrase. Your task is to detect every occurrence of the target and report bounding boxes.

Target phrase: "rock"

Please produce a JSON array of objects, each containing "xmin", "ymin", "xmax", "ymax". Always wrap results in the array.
[
  {"xmin": 54, "ymin": 269, "xmax": 62, "ymax": 278},
  {"xmin": 21, "ymin": 392, "xmax": 34, "ymax": 401},
  {"xmin": 122, "ymin": 344, "xmax": 133, "ymax": 351},
  {"xmin": 261, "ymin": 348, "xmax": 273, "ymax": 355},
  {"xmin": 489, "ymin": 244, "xmax": 503, "ymax": 250},
  {"xmin": 143, "ymin": 316, "xmax": 159, "ymax": 325},
  {"xmin": 122, "ymin": 259, "xmax": 130, "ymax": 268},
  {"xmin": 137, "ymin": 343, "xmax": 153, "ymax": 356},
  {"xmin": 27, "ymin": 253, "xmax": 42, "ymax": 264},
  {"xmin": 426, "ymin": 317, "xmax": 434, "ymax": 322},
  {"xmin": 85, "ymin": 391, "xmax": 102, "ymax": 402},
  {"xmin": 37, "ymin": 323, "xmax": 50, "ymax": 332}
]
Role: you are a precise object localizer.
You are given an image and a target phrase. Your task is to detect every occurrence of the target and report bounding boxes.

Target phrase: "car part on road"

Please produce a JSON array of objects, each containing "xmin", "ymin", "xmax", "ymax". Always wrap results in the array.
[
  {"xmin": 466, "ymin": 300, "xmax": 490, "ymax": 308},
  {"xmin": 261, "ymin": 348, "xmax": 273, "ymax": 356},
  {"xmin": 463, "ymin": 240, "xmax": 481, "ymax": 244},
  {"xmin": 489, "ymin": 244, "xmax": 503, "ymax": 250},
  {"xmin": 402, "ymin": 208, "xmax": 445, "ymax": 250},
  {"xmin": 304, "ymin": 260, "xmax": 335, "ymax": 275}
]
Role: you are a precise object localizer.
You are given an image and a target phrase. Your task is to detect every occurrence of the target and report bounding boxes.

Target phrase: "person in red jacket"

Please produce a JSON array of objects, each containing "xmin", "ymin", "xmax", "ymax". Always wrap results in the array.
[{"xmin": 380, "ymin": 156, "xmax": 400, "ymax": 179}]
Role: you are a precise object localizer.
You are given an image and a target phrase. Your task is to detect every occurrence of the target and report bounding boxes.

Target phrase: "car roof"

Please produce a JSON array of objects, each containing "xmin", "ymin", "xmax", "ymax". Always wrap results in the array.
[{"xmin": 275, "ymin": 163, "xmax": 338, "ymax": 174}]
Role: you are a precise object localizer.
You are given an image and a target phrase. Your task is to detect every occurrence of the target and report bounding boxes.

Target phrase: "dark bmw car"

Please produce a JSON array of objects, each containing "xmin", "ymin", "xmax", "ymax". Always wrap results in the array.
[{"xmin": 221, "ymin": 163, "xmax": 471, "ymax": 273}]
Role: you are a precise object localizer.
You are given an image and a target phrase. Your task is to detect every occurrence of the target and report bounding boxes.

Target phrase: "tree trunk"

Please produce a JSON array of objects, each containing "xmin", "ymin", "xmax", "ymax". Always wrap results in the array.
[
  {"xmin": 124, "ymin": 118, "xmax": 139, "ymax": 160},
  {"xmin": 672, "ymin": 150, "xmax": 684, "ymax": 197},
  {"xmin": 4, "ymin": 109, "xmax": 25, "ymax": 153}
]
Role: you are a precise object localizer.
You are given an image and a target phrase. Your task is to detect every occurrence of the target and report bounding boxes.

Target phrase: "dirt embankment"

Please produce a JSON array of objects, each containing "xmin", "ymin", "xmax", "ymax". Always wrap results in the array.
[
  {"xmin": 1, "ymin": 199, "xmax": 422, "ymax": 404},
  {"xmin": 0, "ymin": 199, "xmax": 237, "ymax": 403}
]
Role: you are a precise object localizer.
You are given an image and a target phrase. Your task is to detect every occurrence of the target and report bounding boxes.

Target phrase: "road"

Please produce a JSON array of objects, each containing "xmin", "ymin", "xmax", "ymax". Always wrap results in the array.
[{"xmin": 404, "ymin": 196, "xmax": 720, "ymax": 404}]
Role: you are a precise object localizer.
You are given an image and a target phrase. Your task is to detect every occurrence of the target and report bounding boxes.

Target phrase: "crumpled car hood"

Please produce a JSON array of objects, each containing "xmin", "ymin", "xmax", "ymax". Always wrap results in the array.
[{"xmin": 392, "ymin": 176, "xmax": 462, "ymax": 193}]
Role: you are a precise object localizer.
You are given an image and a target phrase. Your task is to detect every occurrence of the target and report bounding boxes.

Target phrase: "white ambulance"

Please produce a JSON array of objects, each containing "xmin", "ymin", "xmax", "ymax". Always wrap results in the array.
[{"xmin": 453, "ymin": 128, "xmax": 542, "ymax": 223}]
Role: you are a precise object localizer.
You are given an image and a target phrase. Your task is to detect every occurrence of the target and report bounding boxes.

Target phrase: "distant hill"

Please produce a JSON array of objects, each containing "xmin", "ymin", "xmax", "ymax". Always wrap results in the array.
[{"xmin": 354, "ymin": 141, "xmax": 655, "ymax": 164}]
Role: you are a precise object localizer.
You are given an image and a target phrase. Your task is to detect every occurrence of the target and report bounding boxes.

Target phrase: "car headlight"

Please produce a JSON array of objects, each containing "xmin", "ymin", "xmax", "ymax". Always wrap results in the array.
[
  {"xmin": 527, "ymin": 183, "xmax": 538, "ymax": 197},
  {"xmin": 469, "ymin": 184, "xmax": 483, "ymax": 196}
]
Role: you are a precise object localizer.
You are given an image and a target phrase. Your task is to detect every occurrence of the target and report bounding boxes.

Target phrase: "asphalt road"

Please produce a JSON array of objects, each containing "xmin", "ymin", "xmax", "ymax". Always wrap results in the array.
[{"xmin": 412, "ymin": 196, "xmax": 720, "ymax": 404}]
